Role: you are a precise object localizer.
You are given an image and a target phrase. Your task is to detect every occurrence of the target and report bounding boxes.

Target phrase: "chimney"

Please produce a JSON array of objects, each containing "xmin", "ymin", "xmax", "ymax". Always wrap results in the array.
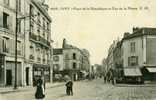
[
  {"xmin": 62, "ymin": 38, "xmax": 67, "ymax": 48},
  {"xmin": 124, "ymin": 32, "xmax": 130, "ymax": 38},
  {"xmin": 133, "ymin": 27, "xmax": 140, "ymax": 33}
]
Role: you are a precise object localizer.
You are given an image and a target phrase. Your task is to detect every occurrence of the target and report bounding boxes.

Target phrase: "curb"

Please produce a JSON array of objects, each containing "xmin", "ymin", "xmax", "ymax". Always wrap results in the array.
[{"xmin": 0, "ymin": 83, "xmax": 65, "ymax": 94}]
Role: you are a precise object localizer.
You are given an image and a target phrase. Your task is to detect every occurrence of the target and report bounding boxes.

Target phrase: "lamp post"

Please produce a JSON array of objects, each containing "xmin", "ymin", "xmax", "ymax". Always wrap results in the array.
[{"xmin": 14, "ymin": 0, "xmax": 18, "ymax": 89}]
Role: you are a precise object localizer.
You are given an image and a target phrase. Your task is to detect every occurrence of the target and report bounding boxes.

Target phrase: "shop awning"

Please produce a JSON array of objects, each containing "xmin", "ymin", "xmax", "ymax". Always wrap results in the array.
[
  {"xmin": 124, "ymin": 68, "xmax": 142, "ymax": 76},
  {"xmin": 146, "ymin": 68, "xmax": 156, "ymax": 73}
]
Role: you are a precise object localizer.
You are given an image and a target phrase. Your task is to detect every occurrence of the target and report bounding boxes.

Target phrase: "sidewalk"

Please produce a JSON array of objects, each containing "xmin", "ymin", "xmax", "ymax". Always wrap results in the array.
[
  {"xmin": 0, "ymin": 82, "xmax": 65, "ymax": 94},
  {"xmin": 115, "ymin": 83, "xmax": 156, "ymax": 87}
]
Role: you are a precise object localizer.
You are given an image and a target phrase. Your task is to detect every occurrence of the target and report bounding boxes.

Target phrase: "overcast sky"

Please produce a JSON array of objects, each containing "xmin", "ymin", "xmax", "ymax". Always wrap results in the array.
[{"xmin": 47, "ymin": 0, "xmax": 156, "ymax": 65}]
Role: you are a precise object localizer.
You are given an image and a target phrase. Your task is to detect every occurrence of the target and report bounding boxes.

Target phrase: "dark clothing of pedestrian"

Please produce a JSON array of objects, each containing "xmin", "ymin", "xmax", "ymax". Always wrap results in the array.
[
  {"xmin": 65, "ymin": 81, "xmax": 73, "ymax": 96},
  {"xmin": 35, "ymin": 78, "xmax": 45, "ymax": 99}
]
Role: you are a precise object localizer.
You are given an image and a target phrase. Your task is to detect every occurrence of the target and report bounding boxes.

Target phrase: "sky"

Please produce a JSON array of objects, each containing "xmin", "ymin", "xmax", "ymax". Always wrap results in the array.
[{"xmin": 47, "ymin": 0, "xmax": 156, "ymax": 65}]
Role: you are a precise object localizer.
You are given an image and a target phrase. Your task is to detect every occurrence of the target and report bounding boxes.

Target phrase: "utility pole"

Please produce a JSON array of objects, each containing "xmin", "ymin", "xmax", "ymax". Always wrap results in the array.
[{"xmin": 14, "ymin": 0, "xmax": 18, "ymax": 89}]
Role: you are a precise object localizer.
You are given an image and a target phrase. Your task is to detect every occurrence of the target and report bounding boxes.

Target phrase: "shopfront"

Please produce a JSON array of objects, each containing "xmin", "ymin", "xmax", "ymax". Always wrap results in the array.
[
  {"xmin": 141, "ymin": 67, "xmax": 156, "ymax": 81},
  {"xmin": 33, "ymin": 64, "xmax": 50, "ymax": 86}
]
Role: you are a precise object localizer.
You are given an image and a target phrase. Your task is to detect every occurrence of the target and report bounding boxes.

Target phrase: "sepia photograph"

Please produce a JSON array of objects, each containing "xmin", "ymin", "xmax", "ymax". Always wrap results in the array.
[{"xmin": 0, "ymin": 0, "xmax": 156, "ymax": 100}]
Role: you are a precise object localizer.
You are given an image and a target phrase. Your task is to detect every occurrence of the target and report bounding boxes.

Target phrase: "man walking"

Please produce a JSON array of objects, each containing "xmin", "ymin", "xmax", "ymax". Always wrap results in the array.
[{"xmin": 65, "ymin": 80, "xmax": 73, "ymax": 96}]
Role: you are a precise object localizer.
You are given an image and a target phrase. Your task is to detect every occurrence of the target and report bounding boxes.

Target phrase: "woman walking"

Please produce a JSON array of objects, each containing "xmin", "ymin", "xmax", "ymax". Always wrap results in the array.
[{"xmin": 35, "ymin": 76, "xmax": 45, "ymax": 99}]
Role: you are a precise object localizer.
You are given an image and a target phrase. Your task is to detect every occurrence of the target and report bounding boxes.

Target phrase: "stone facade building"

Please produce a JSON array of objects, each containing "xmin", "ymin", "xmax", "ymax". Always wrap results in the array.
[
  {"xmin": 52, "ymin": 39, "xmax": 90, "ymax": 81},
  {"xmin": 122, "ymin": 27, "xmax": 156, "ymax": 82},
  {"xmin": 0, "ymin": 0, "xmax": 25, "ymax": 86},
  {"xmin": 24, "ymin": 0, "xmax": 52, "ymax": 86},
  {"xmin": 106, "ymin": 27, "xmax": 156, "ymax": 83},
  {"xmin": 0, "ymin": 0, "xmax": 52, "ymax": 87},
  {"xmin": 53, "ymin": 48, "xmax": 64, "ymax": 81}
]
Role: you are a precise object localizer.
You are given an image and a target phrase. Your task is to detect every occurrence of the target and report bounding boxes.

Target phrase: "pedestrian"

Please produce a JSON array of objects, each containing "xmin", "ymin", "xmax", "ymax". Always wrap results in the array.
[
  {"xmin": 35, "ymin": 76, "xmax": 45, "ymax": 99},
  {"xmin": 65, "ymin": 79, "xmax": 73, "ymax": 96}
]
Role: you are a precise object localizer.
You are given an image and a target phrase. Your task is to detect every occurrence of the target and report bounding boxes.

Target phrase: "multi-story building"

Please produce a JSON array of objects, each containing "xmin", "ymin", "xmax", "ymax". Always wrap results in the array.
[
  {"xmin": 81, "ymin": 49, "xmax": 90, "ymax": 77},
  {"xmin": 0, "ymin": 0, "xmax": 25, "ymax": 86},
  {"xmin": 24, "ymin": 0, "xmax": 52, "ymax": 86},
  {"xmin": 53, "ymin": 48, "xmax": 64, "ymax": 81},
  {"xmin": 0, "ymin": 0, "xmax": 52, "ymax": 87},
  {"xmin": 105, "ymin": 41, "xmax": 117, "ymax": 82},
  {"xmin": 122, "ymin": 27, "xmax": 156, "ymax": 82},
  {"xmin": 62, "ymin": 39, "xmax": 90, "ymax": 81},
  {"xmin": 113, "ymin": 40, "xmax": 124, "ymax": 83}
]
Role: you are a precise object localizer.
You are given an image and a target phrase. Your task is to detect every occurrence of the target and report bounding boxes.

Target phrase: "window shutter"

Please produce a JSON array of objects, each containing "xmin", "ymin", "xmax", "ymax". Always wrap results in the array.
[
  {"xmin": 0, "ymin": 11, "xmax": 3, "ymax": 27},
  {"xmin": 8, "ymin": 15, "xmax": 13, "ymax": 31}
]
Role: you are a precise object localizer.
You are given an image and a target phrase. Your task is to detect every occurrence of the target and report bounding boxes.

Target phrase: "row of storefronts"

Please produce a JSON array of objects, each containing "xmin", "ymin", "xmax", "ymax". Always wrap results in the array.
[{"xmin": 0, "ymin": 54, "xmax": 51, "ymax": 87}]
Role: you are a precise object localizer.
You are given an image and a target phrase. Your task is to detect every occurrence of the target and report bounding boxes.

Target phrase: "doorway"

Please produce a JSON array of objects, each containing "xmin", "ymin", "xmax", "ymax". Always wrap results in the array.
[
  {"xmin": 26, "ymin": 68, "xmax": 29, "ymax": 86},
  {"xmin": 6, "ymin": 69, "xmax": 12, "ymax": 85}
]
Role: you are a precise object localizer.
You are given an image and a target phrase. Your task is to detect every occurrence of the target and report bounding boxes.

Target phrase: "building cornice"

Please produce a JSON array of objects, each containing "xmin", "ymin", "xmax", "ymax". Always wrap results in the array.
[{"xmin": 31, "ymin": 0, "xmax": 52, "ymax": 22}]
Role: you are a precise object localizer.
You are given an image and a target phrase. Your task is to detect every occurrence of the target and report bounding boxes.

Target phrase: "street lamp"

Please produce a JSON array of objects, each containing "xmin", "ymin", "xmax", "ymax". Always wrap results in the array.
[{"xmin": 14, "ymin": 0, "xmax": 18, "ymax": 89}]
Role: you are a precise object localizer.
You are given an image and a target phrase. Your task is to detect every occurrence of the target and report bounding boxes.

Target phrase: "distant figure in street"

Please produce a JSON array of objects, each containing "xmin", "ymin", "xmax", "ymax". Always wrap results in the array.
[
  {"xmin": 65, "ymin": 80, "xmax": 73, "ymax": 96},
  {"xmin": 35, "ymin": 76, "xmax": 45, "ymax": 99}
]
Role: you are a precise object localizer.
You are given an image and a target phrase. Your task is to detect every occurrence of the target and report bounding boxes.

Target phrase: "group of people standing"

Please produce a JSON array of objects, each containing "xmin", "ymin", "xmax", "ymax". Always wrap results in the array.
[{"xmin": 35, "ymin": 76, "xmax": 73, "ymax": 99}]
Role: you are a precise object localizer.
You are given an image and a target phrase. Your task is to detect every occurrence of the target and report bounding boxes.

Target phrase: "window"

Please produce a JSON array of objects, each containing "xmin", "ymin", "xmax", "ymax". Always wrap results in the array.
[
  {"xmin": 17, "ymin": 41, "xmax": 21, "ymax": 55},
  {"xmin": 43, "ymin": 18, "xmax": 45, "ymax": 38},
  {"xmin": 37, "ymin": 48, "xmax": 41, "ymax": 62},
  {"xmin": 47, "ymin": 22, "xmax": 49, "ymax": 31},
  {"xmin": 73, "ymin": 53, "xmax": 76, "ymax": 59},
  {"xmin": 53, "ymin": 56, "xmax": 59, "ymax": 61},
  {"xmin": 4, "ymin": 0, "xmax": 9, "ymax": 5},
  {"xmin": 30, "ymin": 45, "xmax": 34, "ymax": 54},
  {"xmin": 73, "ymin": 62, "xmax": 76, "ymax": 69},
  {"xmin": 3, "ymin": 12, "xmax": 9, "ymax": 29},
  {"xmin": 18, "ymin": 20, "xmax": 21, "ymax": 33},
  {"xmin": 2, "ymin": 37, "xmax": 9, "ymax": 53},
  {"xmin": 17, "ymin": 0, "xmax": 21, "ymax": 12},
  {"xmin": 128, "ymin": 56, "xmax": 138, "ymax": 66},
  {"xmin": 37, "ymin": 12, "xmax": 41, "ymax": 24},
  {"xmin": 130, "ymin": 42, "xmax": 135, "ymax": 52},
  {"xmin": 30, "ymin": 5, "xmax": 34, "ymax": 17},
  {"xmin": 30, "ymin": 21, "xmax": 34, "ymax": 34}
]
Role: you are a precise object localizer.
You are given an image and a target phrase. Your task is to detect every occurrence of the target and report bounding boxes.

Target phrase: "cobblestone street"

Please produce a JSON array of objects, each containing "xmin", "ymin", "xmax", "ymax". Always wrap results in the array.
[{"xmin": 0, "ymin": 79, "xmax": 156, "ymax": 100}]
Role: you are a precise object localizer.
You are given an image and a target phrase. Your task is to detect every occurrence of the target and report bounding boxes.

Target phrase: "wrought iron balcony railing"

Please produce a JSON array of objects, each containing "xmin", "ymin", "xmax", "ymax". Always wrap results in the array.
[{"xmin": 29, "ymin": 34, "xmax": 50, "ymax": 47}]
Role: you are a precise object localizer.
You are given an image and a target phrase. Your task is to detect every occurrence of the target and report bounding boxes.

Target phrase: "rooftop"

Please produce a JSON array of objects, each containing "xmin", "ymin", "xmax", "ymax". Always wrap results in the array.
[{"xmin": 123, "ymin": 27, "xmax": 156, "ymax": 40}]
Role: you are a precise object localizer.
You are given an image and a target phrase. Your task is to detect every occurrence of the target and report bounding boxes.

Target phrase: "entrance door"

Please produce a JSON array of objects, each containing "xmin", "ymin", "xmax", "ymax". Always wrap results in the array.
[
  {"xmin": 26, "ymin": 68, "xmax": 29, "ymax": 86},
  {"xmin": 6, "ymin": 70, "xmax": 12, "ymax": 85},
  {"xmin": 73, "ymin": 74, "xmax": 76, "ymax": 81}
]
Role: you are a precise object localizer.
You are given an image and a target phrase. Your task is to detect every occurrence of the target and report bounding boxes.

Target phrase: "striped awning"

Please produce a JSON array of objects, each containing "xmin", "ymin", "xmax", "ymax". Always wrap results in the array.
[
  {"xmin": 124, "ymin": 68, "xmax": 142, "ymax": 76},
  {"xmin": 146, "ymin": 68, "xmax": 156, "ymax": 73}
]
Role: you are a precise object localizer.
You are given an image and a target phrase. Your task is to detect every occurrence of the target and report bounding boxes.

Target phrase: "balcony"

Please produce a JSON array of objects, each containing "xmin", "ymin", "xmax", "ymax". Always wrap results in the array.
[
  {"xmin": 29, "ymin": 34, "xmax": 50, "ymax": 47},
  {"xmin": 3, "ymin": 48, "xmax": 9, "ymax": 54},
  {"xmin": 43, "ymin": 58, "xmax": 46, "ymax": 64},
  {"xmin": 29, "ymin": 33, "xmax": 38, "ymax": 41},
  {"xmin": 38, "ymin": 36, "xmax": 50, "ymax": 47},
  {"xmin": 0, "ymin": 27, "xmax": 14, "ymax": 36}
]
